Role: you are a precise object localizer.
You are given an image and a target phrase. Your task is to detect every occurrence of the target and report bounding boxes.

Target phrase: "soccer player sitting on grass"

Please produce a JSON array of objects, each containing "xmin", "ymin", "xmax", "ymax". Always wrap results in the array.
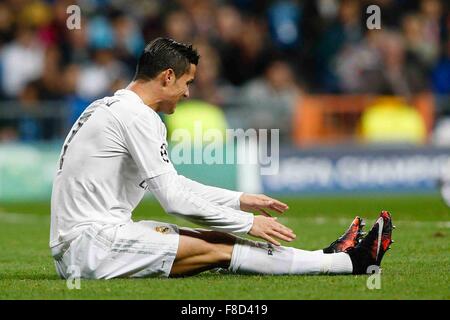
[{"xmin": 50, "ymin": 38, "xmax": 394, "ymax": 279}]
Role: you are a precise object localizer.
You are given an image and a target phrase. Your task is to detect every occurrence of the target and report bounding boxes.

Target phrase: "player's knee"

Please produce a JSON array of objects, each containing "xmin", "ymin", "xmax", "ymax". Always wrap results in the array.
[
  {"xmin": 178, "ymin": 228, "xmax": 234, "ymax": 265},
  {"xmin": 208, "ymin": 242, "xmax": 233, "ymax": 265},
  {"xmin": 198, "ymin": 230, "xmax": 235, "ymax": 264}
]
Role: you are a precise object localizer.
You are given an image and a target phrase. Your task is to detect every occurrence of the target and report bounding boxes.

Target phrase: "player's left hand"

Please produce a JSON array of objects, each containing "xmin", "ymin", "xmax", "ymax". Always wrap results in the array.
[{"xmin": 239, "ymin": 193, "xmax": 289, "ymax": 216}]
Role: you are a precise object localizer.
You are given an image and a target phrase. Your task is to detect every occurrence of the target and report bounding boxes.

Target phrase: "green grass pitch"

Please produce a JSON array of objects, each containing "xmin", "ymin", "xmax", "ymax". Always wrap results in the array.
[{"xmin": 0, "ymin": 194, "xmax": 448, "ymax": 300}]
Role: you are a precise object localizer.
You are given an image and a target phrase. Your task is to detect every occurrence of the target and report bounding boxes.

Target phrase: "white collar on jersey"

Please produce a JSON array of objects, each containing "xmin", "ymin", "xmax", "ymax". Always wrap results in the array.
[{"xmin": 114, "ymin": 89, "xmax": 146, "ymax": 106}]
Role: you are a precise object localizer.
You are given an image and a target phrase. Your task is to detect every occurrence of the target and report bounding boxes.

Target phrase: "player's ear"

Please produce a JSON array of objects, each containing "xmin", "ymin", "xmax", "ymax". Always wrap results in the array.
[{"xmin": 162, "ymin": 68, "xmax": 176, "ymax": 87}]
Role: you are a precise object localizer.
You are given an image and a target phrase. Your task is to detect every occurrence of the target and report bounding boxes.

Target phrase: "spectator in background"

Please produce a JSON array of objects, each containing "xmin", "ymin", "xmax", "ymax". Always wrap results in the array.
[
  {"xmin": 333, "ymin": 30, "xmax": 380, "ymax": 93},
  {"xmin": 17, "ymin": 61, "xmax": 64, "ymax": 141},
  {"xmin": 419, "ymin": 0, "xmax": 442, "ymax": 63},
  {"xmin": 61, "ymin": 63, "xmax": 85, "ymax": 127},
  {"xmin": 111, "ymin": 11, "xmax": 145, "ymax": 63},
  {"xmin": 432, "ymin": 40, "xmax": 450, "ymax": 97},
  {"xmin": 0, "ymin": 3, "xmax": 14, "ymax": 99},
  {"xmin": 62, "ymin": 19, "xmax": 90, "ymax": 65},
  {"xmin": 375, "ymin": 30, "xmax": 430, "ymax": 96},
  {"xmin": 76, "ymin": 48, "xmax": 129, "ymax": 102},
  {"xmin": 432, "ymin": 39, "xmax": 450, "ymax": 122},
  {"xmin": 236, "ymin": 59, "xmax": 301, "ymax": 142},
  {"xmin": 316, "ymin": 0, "xmax": 364, "ymax": 92},
  {"xmin": 0, "ymin": 27, "xmax": 44, "ymax": 97},
  {"xmin": 0, "ymin": 2, "xmax": 17, "ymax": 139},
  {"xmin": 215, "ymin": 4, "xmax": 243, "ymax": 45},
  {"xmin": 402, "ymin": 13, "xmax": 439, "ymax": 71},
  {"xmin": 298, "ymin": 0, "xmax": 335, "ymax": 91},
  {"xmin": 185, "ymin": 0, "xmax": 217, "ymax": 39},
  {"xmin": 189, "ymin": 40, "xmax": 237, "ymax": 107},
  {"xmin": 0, "ymin": 0, "xmax": 447, "ymax": 144},
  {"xmin": 18, "ymin": 0, "xmax": 55, "ymax": 46},
  {"xmin": 369, "ymin": 0, "xmax": 409, "ymax": 28},
  {"xmin": 70, "ymin": 46, "xmax": 129, "ymax": 126},
  {"xmin": 37, "ymin": 45, "xmax": 64, "ymax": 100},
  {"xmin": 213, "ymin": 4, "xmax": 244, "ymax": 85},
  {"xmin": 431, "ymin": 15, "xmax": 450, "ymax": 146},
  {"xmin": 267, "ymin": 0, "xmax": 301, "ymax": 50},
  {"xmin": 334, "ymin": 30, "xmax": 430, "ymax": 96},
  {"xmin": 164, "ymin": 10, "xmax": 195, "ymax": 44},
  {"xmin": 87, "ymin": 15, "xmax": 115, "ymax": 50},
  {"xmin": 17, "ymin": 80, "xmax": 42, "ymax": 141},
  {"xmin": 0, "ymin": 2, "xmax": 14, "ymax": 46},
  {"xmin": 214, "ymin": 5, "xmax": 270, "ymax": 86}
]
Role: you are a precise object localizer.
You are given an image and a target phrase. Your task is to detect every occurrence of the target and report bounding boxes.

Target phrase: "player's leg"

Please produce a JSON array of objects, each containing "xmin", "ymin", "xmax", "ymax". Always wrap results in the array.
[
  {"xmin": 170, "ymin": 228, "xmax": 235, "ymax": 277},
  {"xmin": 228, "ymin": 237, "xmax": 353, "ymax": 275},
  {"xmin": 170, "ymin": 211, "xmax": 393, "ymax": 277},
  {"xmin": 170, "ymin": 228, "xmax": 352, "ymax": 277},
  {"xmin": 229, "ymin": 211, "xmax": 393, "ymax": 275},
  {"xmin": 170, "ymin": 216, "xmax": 364, "ymax": 276}
]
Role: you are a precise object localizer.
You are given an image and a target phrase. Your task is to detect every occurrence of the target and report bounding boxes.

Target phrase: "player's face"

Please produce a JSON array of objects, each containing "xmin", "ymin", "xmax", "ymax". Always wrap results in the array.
[{"xmin": 161, "ymin": 64, "xmax": 196, "ymax": 114}]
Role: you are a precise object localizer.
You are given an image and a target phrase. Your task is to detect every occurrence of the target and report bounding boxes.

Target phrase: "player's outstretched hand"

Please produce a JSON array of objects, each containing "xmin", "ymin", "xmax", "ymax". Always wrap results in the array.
[
  {"xmin": 248, "ymin": 215, "xmax": 296, "ymax": 246},
  {"xmin": 239, "ymin": 193, "xmax": 289, "ymax": 216}
]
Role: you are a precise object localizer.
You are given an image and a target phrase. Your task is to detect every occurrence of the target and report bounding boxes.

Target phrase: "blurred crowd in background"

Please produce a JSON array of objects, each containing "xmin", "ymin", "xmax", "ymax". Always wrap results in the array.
[{"xmin": 0, "ymin": 0, "xmax": 449, "ymax": 144}]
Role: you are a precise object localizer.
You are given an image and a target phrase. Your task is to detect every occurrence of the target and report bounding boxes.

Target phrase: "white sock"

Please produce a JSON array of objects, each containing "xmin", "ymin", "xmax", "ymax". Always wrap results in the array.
[{"xmin": 229, "ymin": 238, "xmax": 353, "ymax": 275}]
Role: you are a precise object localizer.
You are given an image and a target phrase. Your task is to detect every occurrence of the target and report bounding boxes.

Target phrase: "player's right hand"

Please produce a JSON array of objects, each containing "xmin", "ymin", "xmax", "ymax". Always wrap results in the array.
[{"xmin": 248, "ymin": 215, "xmax": 296, "ymax": 246}]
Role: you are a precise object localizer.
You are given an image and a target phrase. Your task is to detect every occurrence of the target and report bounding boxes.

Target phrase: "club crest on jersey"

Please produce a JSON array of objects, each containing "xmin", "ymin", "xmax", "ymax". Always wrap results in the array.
[
  {"xmin": 155, "ymin": 226, "xmax": 171, "ymax": 234},
  {"xmin": 160, "ymin": 143, "xmax": 169, "ymax": 163}
]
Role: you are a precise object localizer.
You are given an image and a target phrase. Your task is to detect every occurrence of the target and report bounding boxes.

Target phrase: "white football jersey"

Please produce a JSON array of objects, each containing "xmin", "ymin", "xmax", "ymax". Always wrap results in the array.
[{"xmin": 50, "ymin": 89, "xmax": 175, "ymax": 248}]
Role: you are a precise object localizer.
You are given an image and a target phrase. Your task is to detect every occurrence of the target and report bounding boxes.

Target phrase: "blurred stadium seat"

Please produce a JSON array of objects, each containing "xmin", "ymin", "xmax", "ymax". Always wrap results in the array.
[{"xmin": 292, "ymin": 94, "xmax": 434, "ymax": 146}]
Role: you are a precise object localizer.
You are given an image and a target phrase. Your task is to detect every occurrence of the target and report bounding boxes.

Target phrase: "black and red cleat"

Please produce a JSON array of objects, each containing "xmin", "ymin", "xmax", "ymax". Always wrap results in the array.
[
  {"xmin": 346, "ymin": 210, "xmax": 394, "ymax": 274},
  {"xmin": 323, "ymin": 216, "xmax": 366, "ymax": 254}
]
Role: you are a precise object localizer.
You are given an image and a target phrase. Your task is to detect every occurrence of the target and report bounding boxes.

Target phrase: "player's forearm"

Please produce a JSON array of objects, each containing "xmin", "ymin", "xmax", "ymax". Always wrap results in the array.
[
  {"xmin": 177, "ymin": 175, "xmax": 243, "ymax": 210},
  {"xmin": 146, "ymin": 173, "xmax": 253, "ymax": 234},
  {"xmin": 159, "ymin": 190, "xmax": 254, "ymax": 234}
]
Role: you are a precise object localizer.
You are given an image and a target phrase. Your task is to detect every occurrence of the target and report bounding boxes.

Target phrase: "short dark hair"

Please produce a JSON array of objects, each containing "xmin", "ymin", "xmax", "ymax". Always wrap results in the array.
[{"xmin": 133, "ymin": 37, "xmax": 200, "ymax": 81}]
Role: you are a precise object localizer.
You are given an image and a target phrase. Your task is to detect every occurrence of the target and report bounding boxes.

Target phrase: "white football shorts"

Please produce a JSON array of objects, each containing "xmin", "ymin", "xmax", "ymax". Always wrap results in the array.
[{"xmin": 52, "ymin": 220, "xmax": 180, "ymax": 279}]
